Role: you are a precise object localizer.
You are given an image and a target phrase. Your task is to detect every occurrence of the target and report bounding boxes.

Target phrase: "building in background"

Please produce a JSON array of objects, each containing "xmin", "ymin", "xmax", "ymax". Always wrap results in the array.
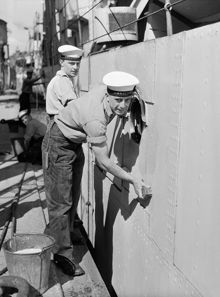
[{"xmin": 0, "ymin": 19, "xmax": 10, "ymax": 92}]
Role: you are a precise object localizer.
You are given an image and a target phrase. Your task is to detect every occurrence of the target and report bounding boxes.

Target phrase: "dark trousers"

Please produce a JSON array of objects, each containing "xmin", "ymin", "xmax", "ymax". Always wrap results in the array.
[
  {"xmin": 42, "ymin": 122, "xmax": 84, "ymax": 258},
  {"xmin": 19, "ymin": 92, "xmax": 31, "ymax": 113},
  {"xmin": 17, "ymin": 137, "xmax": 43, "ymax": 164}
]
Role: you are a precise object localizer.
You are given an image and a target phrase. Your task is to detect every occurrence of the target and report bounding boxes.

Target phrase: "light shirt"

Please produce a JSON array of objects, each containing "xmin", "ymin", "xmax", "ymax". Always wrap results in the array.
[
  {"xmin": 55, "ymin": 84, "xmax": 115, "ymax": 144},
  {"xmin": 24, "ymin": 118, "xmax": 47, "ymax": 143},
  {"xmin": 46, "ymin": 70, "xmax": 78, "ymax": 115}
]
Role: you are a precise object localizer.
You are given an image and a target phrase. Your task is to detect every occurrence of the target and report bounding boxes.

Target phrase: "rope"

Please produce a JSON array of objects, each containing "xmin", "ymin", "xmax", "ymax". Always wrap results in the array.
[
  {"xmin": 81, "ymin": 0, "xmax": 188, "ymax": 46},
  {"xmin": 55, "ymin": 0, "xmax": 71, "ymax": 14},
  {"xmin": 108, "ymin": 6, "xmax": 127, "ymax": 41},
  {"xmin": 94, "ymin": 16, "xmax": 113, "ymax": 41},
  {"xmin": 53, "ymin": 0, "xmax": 104, "ymax": 38}
]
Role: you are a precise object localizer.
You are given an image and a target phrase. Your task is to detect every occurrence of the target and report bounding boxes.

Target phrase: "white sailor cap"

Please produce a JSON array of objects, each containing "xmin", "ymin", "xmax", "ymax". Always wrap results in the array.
[
  {"xmin": 58, "ymin": 45, "xmax": 83, "ymax": 61},
  {"xmin": 103, "ymin": 71, "xmax": 139, "ymax": 97},
  {"xmin": 18, "ymin": 109, "xmax": 29, "ymax": 119}
]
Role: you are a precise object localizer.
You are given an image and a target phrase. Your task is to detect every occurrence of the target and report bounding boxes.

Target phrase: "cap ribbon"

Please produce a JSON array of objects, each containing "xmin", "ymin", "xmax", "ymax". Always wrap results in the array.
[
  {"xmin": 107, "ymin": 87, "xmax": 135, "ymax": 97},
  {"xmin": 60, "ymin": 55, "xmax": 82, "ymax": 62}
]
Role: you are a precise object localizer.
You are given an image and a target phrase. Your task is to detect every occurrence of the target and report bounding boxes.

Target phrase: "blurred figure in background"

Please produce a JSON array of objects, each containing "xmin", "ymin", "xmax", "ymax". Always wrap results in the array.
[
  {"xmin": 19, "ymin": 68, "xmax": 44, "ymax": 113},
  {"xmin": 18, "ymin": 109, "xmax": 46, "ymax": 165}
]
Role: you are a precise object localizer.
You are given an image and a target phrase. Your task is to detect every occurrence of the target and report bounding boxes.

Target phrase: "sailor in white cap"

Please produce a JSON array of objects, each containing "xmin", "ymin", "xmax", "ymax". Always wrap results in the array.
[
  {"xmin": 42, "ymin": 71, "xmax": 151, "ymax": 277},
  {"xmin": 18, "ymin": 109, "xmax": 29, "ymax": 120},
  {"xmin": 46, "ymin": 44, "xmax": 83, "ymax": 120},
  {"xmin": 103, "ymin": 71, "xmax": 139, "ymax": 116}
]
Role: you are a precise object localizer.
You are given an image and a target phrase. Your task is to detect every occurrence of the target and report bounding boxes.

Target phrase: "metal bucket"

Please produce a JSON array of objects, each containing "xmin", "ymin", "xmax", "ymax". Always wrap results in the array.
[{"xmin": 3, "ymin": 233, "xmax": 55, "ymax": 294}]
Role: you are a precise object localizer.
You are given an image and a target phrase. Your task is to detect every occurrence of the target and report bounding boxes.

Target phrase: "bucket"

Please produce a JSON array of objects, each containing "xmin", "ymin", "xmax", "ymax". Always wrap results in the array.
[{"xmin": 3, "ymin": 233, "xmax": 55, "ymax": 294}]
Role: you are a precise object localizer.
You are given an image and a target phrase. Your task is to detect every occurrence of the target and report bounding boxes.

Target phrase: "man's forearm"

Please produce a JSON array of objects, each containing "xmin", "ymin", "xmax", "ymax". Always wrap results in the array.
[
  {"xmin": 97, "ymin": 159, "xmax": 134, "ymax": 184},
  {"xmin": 93, "ymin": 144, "xmax": 151, "ymax": 198}
]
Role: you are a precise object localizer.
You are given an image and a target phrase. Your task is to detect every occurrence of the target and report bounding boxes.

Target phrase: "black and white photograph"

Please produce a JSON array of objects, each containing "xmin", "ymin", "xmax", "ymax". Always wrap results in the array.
[{"xmin": 0, "ymin": 1, "xmax": 219, "ymax": 296}]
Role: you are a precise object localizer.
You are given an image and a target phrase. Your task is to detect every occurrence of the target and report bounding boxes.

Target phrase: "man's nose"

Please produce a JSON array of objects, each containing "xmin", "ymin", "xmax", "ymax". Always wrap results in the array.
[{"xmin": 120, "ymin": 100, "xmax": 126, "ymax": 108}]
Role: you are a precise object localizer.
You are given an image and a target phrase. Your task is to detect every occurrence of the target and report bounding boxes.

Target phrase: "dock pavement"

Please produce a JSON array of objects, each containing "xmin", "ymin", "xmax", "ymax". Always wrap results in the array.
[{"xmin": 0, "ymin": 154, "xmax": 110, "ymax": 297}]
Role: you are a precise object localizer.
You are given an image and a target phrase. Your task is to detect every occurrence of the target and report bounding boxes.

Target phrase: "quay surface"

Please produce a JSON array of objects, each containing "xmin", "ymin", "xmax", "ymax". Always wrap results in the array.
[{"xmin": 0, "ymin": 103, "xmax": 110, "ymax": 296}]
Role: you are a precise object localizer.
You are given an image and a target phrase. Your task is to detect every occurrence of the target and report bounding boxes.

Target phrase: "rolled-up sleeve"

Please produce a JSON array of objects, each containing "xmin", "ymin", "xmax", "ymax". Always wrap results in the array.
[
  {"xmin": 84, "ymin": 120, "xmax": 107, "ymax": 144},
  {"xmin": 53, "ymin": 77, "xmax": 76, "ymax": 106}
]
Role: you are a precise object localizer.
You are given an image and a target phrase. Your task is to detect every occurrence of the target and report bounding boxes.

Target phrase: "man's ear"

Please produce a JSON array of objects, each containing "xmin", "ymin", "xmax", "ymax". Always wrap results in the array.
[{"xmin": 105, "ymin": 93, "xmax": 109, "ymax": 102}]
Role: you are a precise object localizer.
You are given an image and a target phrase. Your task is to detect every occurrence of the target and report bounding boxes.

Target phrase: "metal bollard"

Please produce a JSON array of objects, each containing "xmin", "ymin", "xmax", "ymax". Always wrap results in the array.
[{"xmin": 0, "ymin": 276, "xmax": 30, "ymax": 297}]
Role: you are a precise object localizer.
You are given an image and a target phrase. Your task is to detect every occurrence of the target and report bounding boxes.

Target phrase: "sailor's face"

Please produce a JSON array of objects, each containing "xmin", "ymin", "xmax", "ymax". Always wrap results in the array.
[
  {"xmin": 61, "ymin": 60, "xmax": 80, "ymax": 77},
  {"xmin": 109, "ymin": 95, "xmax": 132, "ymax": 116},
  {"xmin": 21, "ymin": 115, "xmax": 29, "ymax": 125}
]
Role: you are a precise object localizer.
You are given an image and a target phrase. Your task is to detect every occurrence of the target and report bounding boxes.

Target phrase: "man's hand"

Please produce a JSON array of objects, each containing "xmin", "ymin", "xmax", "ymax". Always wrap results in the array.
[
  {"xmin": 91, "ymin": 142, "xmax": 152, "ymax": 198},
  {"xmin": 132, "ymin": 178, "xmax": 152, "ymax": 199}
]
